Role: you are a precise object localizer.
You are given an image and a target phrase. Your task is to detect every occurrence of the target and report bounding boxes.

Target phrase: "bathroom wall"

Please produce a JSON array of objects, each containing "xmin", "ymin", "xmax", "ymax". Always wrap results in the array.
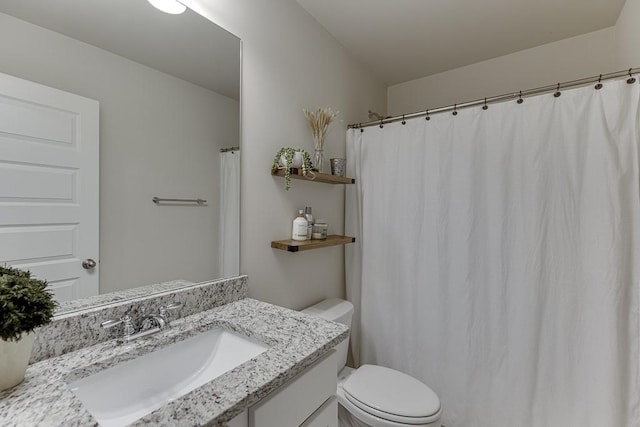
[
  {"xmin": 187, "ymin": 0, "xmax": 387, "ymax": 309},
  {"xmin": 616, "ymin": 0, "xmax": 640, "ymax": 68},
  {"xmin": 387, "ymin": 27, "xmax": 618, "ymax": 114},
  {"xmin": 0, "ymin": 12, "xmax": 239, "ymax": 294}
]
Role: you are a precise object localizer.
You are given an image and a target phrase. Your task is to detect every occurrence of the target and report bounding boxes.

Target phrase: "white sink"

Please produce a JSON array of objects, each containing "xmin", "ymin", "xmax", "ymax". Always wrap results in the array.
[{"xmin": 68, "ymin": 328, "xmax": 269, "ymax": 427}]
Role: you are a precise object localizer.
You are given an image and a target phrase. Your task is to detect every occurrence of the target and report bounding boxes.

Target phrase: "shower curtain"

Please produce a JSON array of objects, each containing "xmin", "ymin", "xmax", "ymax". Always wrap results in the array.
[
  {"xmin": 219, "ymin": 149, "xmax": 240, "ymax": 277},
  {"xmin": 345, "ymin": 78, "xmax": 640, "ymax": 426}
]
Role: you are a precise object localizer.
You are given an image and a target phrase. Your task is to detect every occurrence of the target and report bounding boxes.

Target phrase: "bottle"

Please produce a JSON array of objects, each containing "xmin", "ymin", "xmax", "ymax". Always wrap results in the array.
[
  {"xmin": 292, "ymin": 209, "xmax": 308, "ymax": 241},
  {"xmin": 313, "ymin": 219, "xmax": 328, "ymax": 240},
  {"xmin": 304, "ymin": 206, "xmax": 314, "ymax": 241}
]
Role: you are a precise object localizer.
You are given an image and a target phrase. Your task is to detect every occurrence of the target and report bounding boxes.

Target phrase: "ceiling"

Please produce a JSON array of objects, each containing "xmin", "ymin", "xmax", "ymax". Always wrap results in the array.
[
  {"xmin": 0, "ymin": 0, "xmax": 240, "ymax": 99},
  {"xmin": 296, "ymin": 0, "xmax": 627, "ymax": 86}
]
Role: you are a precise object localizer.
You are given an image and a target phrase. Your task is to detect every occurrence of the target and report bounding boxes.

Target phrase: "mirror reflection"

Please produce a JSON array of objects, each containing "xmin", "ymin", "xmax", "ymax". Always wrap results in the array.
[{"xmin": 0, "ymin": 0, "xmax": 241, "ymax": 304}]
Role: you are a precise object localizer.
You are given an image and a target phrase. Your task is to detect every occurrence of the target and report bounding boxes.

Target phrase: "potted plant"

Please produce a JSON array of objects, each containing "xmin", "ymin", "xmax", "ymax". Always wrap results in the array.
[
  {"xmin": 271, "ymin": 147, "xmax": 313, "ymax": 190},
  {"xmin": 0, "ymin": 265, "xmax": 57, "ymax": 391}
]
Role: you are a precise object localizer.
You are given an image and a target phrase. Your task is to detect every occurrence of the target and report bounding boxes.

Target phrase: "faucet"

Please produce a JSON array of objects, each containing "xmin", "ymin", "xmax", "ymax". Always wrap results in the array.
[{"xmin": 101, "ymin": 302, "xmax": 183, "ymax": 342}]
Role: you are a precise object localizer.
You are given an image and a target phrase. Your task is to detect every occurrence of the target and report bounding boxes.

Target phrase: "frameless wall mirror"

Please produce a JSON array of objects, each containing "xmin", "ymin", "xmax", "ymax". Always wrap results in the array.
[{"xmin": 0, "ymin": 0, "xmax": 241, "ymax": 308}]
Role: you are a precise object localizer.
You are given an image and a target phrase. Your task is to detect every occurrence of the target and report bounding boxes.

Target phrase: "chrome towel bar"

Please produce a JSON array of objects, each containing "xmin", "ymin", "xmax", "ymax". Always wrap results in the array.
[{"xmin": 152, "ymin": 197, "xmax": 207, "ymax": 205}]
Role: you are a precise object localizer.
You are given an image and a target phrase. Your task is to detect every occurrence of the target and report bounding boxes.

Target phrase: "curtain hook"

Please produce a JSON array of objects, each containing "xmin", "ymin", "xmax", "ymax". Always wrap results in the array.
[
  {"xmin": 452, "ymin": 104, "xmax": 458, "ymax": 116},
  {"xmin": 401, "ymin": 114, "xmax": 406, "ymax": 125},
  {"xmin": 517, "ymin": 91, "xmax": 524, "ymax": 104},
  {"xmin": 359, "ymin": 123, "xmax": 364, "ymax": 133},
  {"xmin": 425, "ymin": 110, "xmax": 430, "ymax": 121},
  {"xmin": 595, "ymin": 74, "xmax": 603, "ymax": 90},
  {"xmin": 627, "ymin": 69, "xmax": 636, "ymax": 84},
  {"xmin": 554, "ymin": 83, "xmax": 561, "ymax": 98},
  {"xmin": 482, "ymin": 98, "xmax": 488, "ymax": 110},
  {"xmin": 379, "ymin": 118, "xmax": 384, "ymax": 128}
]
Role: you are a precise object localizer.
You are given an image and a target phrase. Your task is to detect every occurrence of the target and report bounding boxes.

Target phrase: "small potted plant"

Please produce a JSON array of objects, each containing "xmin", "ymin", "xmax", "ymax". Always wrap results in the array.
[
  {"xmin": 0, "ymin": 265, "xmax": 57, "ymax": 391},
  {"xmin": 271, "ymin": 147, "xmax": 313, "ymax": 190}
]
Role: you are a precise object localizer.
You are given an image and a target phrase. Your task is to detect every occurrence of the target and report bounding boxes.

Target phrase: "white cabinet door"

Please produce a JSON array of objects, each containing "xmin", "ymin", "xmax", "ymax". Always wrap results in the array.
[
  {"xmin": 0, "ymin": 72, "xmax": 99, "ymax": 301},
  {"xmin": 301, "ymin": 396, "xmax": 337, "ymax": 427},
  {"xmin": 227, "ymin": 410, "xmax": 248, "ymax": 427},
  {"xmin": 249, "ymin": 350, "xmax": 336, "ymax": 427}
]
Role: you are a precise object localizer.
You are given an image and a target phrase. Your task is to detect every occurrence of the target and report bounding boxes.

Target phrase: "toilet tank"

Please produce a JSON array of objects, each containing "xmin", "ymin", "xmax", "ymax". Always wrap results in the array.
[{"xmin": 302, "ymin": 298, "xmax": 353, "ymax": 373}]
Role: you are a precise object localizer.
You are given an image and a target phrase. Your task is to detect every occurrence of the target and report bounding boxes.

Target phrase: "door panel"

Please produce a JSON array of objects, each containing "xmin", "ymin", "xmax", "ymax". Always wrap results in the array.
[
  {"xmin": 0, "ymin": 72, "xmax": 99, "ymax": 301},
  {"xmin": 0, "ymin": 162, "xmax": 77, "ymax": 201}
]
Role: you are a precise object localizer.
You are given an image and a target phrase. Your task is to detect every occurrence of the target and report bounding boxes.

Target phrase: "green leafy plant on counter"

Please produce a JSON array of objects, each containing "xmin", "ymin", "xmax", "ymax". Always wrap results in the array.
[
  {"xmin": 0, "ymin": 265, "xmax": 57, "ymax": 342},
  {"xmin": 271, "ymin": 147, "xmax": 314, "ymax": 190}
]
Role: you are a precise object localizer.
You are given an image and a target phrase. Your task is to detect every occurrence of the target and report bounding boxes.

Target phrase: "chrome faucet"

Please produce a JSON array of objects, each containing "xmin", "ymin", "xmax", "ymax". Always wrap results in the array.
[
  {"xmin": 100, "ymin": 315, "xmax": 137, "ymax": 341},
  {"xmin": 101, "ymin": 302, "xmax": 183, "ymax": 342},
  {"xmin": 159, "ymin": 302, "xmax": 182, "ymax": 325}
]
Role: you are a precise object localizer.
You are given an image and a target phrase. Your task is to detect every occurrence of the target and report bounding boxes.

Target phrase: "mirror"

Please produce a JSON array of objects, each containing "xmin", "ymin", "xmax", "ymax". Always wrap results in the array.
[{"xmin": 0, "ymin": 0, "xmax": 241, "ymax": 309}]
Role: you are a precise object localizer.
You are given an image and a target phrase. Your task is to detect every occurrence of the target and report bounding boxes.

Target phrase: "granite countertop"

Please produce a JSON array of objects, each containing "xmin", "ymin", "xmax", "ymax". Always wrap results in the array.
[{"xmin": 0, "ymin": 298, "xmax": 349, "ymax": 427}]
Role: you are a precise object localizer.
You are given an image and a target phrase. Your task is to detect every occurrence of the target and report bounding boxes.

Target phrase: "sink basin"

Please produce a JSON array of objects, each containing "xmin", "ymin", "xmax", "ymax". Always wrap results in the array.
[{"xmin": 68, "ymin": 328, "xmax": 269, "ymax": 427}]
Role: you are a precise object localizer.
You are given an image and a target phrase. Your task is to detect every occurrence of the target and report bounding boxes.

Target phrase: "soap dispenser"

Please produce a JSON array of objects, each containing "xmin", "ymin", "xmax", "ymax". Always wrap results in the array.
[{"xmin": 292, "ymin": 209, "xmax": 308, "ymax": 241}]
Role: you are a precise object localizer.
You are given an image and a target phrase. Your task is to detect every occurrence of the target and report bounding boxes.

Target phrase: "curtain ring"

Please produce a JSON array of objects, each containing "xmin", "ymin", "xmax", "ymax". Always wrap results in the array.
[
  {"xmin": 595, "ymin": 74, "xmax": 603, "ymax": 90},
  {"xmin": 554, "ymin": 83, "xmax": 562, "ymax": 98},
  {"xmin": 425, "ymin": 110, "xmax": 430, "ymax": 121},
  {"xmin": 517, "ymin": 91, "xmax": 524, "ymax": 104},
  {"xmin": 627, "ymin": 69, "xmax": 636, "ymax": 84},
  {"xmin": 452, "ymin": 104, "xmax": 458, "ymax": 116},
  {"xmin": 401, "ymin": 114, "xmax": 406, "ymax": 125},
  {"xmin": 379, "ymin": 118, "xmax": 384, "ymax": 128},
  {"xmin": 482, "ymin": 98, "xmax": 488, "ymax": 110}
]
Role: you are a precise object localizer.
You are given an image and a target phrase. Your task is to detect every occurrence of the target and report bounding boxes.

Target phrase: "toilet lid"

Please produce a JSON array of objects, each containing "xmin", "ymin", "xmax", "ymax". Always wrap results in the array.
[{"xmin": 342, "ymin": 365, "xmax": 441, "ymax": 424}]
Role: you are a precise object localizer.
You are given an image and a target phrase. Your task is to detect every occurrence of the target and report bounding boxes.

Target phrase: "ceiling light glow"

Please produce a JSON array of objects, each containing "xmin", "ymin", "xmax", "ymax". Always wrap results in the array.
[{"xmin": 147, "ymin": 0, "xmax": 187, "ymax": 15}]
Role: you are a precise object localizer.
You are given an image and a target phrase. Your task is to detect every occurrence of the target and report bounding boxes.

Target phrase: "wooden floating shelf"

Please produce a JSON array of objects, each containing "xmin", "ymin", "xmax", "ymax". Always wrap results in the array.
[
  {"xmin": 271, "ymin": 168, "xmax": 355, "ymax": 184},
  {"xmin": 271, "ymin": 235, "xmax": 356, "ymax": 252}
]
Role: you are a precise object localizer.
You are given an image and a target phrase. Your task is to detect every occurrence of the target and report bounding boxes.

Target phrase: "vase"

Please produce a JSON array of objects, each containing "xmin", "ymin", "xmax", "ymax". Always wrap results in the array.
[
  {"xmin": 312, "ymin": 133, "xmax": 327, "ymax": 173},
  {"xmin": 314, "ymin": 149, "xmax": 325, "ymax": 173},
  {"xmin": 0, "ymin": 332, "xmax": 35, "ymax": 391}
]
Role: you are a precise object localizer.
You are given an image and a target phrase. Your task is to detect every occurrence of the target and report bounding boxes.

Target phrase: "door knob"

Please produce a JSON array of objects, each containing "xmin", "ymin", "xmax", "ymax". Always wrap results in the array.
[{"xmin": 82, "ymin": 258, "xmax": 97, "ymax": 269}]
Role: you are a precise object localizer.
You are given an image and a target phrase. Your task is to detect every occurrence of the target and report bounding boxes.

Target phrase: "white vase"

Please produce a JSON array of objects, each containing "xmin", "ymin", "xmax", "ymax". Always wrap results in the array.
[
  {"xmin": 279, "ymin": 151, "xmax": 304, "ymax": 169},
  {"xmin": 0, "ymin": 332, "xmax": 35, "ymax": 391}
]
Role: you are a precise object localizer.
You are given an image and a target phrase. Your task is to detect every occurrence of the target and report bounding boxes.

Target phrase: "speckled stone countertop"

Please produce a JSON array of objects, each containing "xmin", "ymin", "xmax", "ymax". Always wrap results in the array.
[{"xmin": 0, "ymin": 298, "xmax": 348, "ymax": 427}]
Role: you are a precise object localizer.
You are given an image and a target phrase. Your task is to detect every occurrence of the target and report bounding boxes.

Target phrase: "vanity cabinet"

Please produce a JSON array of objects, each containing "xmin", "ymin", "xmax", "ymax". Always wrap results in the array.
[{"xmin": 229, "ymin": 350, "xmax": 337, "ymax": 427}]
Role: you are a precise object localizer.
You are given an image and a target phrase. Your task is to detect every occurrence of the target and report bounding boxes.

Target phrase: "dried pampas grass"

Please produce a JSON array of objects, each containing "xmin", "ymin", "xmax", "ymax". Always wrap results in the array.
[{"xmin": 303, "ymin": 107, "xmax": 339, "ymax": 150}]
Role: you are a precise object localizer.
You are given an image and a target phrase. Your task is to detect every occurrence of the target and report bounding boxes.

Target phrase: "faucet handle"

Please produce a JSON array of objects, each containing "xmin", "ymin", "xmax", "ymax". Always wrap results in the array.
[
  {"xmin": 101, "ymin": 315, "xmax": 136, "ymax": 338},
  {"xmin": 159, "ymin": 302, "xmax": 182, "ymax": 321}
]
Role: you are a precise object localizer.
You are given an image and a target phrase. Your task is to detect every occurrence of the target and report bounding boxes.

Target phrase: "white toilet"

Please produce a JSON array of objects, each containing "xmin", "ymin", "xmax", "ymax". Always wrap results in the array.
[{"xmin": 302, "ymin": 298, "xmax": 442, "ymax": 427}]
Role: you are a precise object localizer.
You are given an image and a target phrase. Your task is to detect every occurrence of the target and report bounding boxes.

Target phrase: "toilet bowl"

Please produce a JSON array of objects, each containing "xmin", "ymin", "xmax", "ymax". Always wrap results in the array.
[{"xmin": 302, "ymin": 299, "xmax": 442, "ymax": 427}]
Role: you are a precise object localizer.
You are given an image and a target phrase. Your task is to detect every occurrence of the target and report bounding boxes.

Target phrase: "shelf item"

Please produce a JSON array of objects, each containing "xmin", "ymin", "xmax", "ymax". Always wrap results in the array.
[
  {"xmin": 271, "ymin": 235, "xmax": 355, "ymax": 252},
  {"xmin": 271, "ymin": 168, "xmax": 354, "ymax": 184}
]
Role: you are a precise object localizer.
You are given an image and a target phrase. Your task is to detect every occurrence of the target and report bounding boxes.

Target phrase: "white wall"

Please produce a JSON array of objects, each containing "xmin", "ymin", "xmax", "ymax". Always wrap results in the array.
[
  {"xmin": 616, "ymin": 0, "xmax": 640, "ymax": 68},
  {"xmin": 0, "ymin": 12, "xmax": 239, "ymax": 294},
  {"xmin": 188, "ymin": 0, "xmax": 387, "ymax": 309},
  {"xmin": 388, "ymin": 27, "xmax": 618, "ymax": 115}
]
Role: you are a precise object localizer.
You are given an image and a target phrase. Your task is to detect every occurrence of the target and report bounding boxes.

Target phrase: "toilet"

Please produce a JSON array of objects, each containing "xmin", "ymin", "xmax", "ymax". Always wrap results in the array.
[{"xmin": 302, "ymin": 299, "xmax": 442, "ymax": 427}]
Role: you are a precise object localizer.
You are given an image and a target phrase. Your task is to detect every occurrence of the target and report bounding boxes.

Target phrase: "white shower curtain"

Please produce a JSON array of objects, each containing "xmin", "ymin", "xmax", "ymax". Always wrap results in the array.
[
  {"xmin": 219, "ymin": 149, "xmax": 240, "ymax": 277},
  {"xmin": 346, "ymin": 79, "xmax": 640, "ymax": 426}
]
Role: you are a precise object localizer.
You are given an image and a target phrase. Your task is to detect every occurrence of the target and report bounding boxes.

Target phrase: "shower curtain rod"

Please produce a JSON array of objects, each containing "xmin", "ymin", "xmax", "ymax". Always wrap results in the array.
[{"xmin": 348, "ymin": 67, "xmax": 640, "ymax": 129}]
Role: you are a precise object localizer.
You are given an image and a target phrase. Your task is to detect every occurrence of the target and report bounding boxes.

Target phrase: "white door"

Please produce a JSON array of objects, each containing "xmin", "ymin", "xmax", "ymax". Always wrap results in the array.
[{"xmin": 0, "ymin": 72, "xmax": 99, "ymax": 302}]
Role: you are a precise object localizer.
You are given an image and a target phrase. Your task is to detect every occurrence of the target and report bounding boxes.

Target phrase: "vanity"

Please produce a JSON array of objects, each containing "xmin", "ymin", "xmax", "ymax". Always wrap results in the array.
[{"xmin": 0, "ymin": 276, "xmax": 348, "ymax": 426}]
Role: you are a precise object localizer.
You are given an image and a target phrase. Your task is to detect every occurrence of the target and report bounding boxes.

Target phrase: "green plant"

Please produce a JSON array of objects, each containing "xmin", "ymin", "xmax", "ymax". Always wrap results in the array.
[
  {"xmin": 0, "ymin": 265, "xmax": 57, "ymax": 342},
  {"xmin": 271, "ymin": 147, "xmax": 313, "ymax": 190}
]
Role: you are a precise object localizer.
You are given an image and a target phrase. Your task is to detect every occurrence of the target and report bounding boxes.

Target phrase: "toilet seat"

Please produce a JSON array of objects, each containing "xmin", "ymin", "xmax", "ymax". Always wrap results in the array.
[{"xmin": 340, "ymin": 365, "xmax": 441, "ymax": 425}]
